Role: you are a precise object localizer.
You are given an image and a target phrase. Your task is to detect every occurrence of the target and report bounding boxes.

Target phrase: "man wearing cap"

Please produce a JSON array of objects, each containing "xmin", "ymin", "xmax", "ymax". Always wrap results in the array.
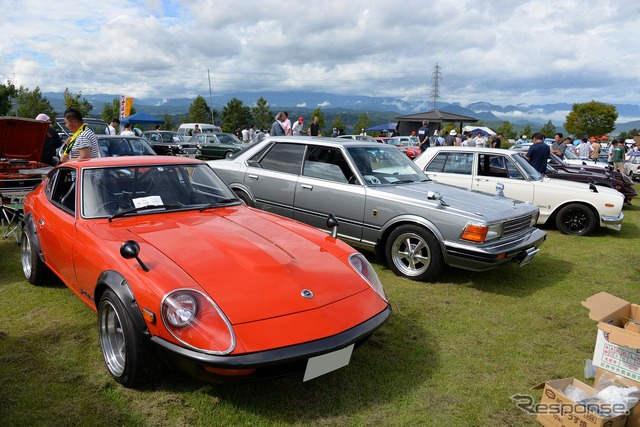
[
  {"xmin": 417, "ymin": 120, "xmax": 430, "ymax": 153},
  {"xmin": 445, "ymin": 130, "xmax": 457, "ymax": 146},
  {"xmin": 612, "ymin": 140, "xmax": 626, "ymax": 173},
  {"xmin": 292, "ymin": 117, "xmax": 304, "ymax": 135},
  {"xmin": 35, "ymin": 113, "xmax": 63, "ymax": 166}
]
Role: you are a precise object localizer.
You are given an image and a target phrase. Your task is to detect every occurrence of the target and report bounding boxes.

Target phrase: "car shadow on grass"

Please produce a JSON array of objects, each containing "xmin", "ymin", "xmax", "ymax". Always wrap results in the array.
[{"xmin": 151, "ymin": 311, "xmax": 437, "ymax": 424}]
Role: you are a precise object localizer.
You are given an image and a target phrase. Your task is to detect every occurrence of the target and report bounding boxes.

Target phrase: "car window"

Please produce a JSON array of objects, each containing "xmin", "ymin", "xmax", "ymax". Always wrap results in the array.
[
  {"xmin": 302, "ymin": 146, "xmax": 351, "ymax": 183},
  {"xmin": 478, "ymin": 154, "xmax": 527, "ymax": 180},
  {"xmin": 47, "ymin": 168, "xmax": 77, "ymax": 214},
  {"xmin": 427, "ymin": 152, "xmax": 473, "ymax": 175},
  {"xmin": 346, "ymin": 146, "xmax": 427, "ymax": 185},
  {"xmin": 256, "ymin": 143, "xmax": 305, "ymax": 174}
]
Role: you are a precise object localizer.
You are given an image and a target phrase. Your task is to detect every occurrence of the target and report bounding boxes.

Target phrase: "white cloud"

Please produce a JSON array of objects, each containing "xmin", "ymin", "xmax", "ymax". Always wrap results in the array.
[{"xmin": 2, "ymin": 0, "xmax": 640, "ymax": 107}]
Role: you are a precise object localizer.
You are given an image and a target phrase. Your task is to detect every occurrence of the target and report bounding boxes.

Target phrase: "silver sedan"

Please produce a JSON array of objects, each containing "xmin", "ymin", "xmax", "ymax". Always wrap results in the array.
[{"xmin": 208, "ymin": 136, "xmax": 546, "ymax": 281}]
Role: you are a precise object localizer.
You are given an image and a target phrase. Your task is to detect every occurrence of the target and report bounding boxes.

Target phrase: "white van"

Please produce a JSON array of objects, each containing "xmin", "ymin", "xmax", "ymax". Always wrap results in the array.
[{"xmin": 177, "ymin": 123, "xmax": 220, "ymax": 136}]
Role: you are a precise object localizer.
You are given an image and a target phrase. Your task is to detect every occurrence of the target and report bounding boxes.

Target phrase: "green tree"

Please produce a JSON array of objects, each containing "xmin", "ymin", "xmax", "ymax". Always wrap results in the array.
[
  {"xmin": 188, "ymin": 95, "xmax": 213, "ymax": 124},
  {"xmin": 163, "ymin": 114, "xmax": 176, "ymax": 131},
  {"xmin": 15, "ymin": 86, "xmax": 55, "ymax": 119},
  {"xmin": 0, "ymin": 80, "xmax": 19, "ymax": 115},
  {"xmin": 309, "ymin": 107, "xmax": 326, "ymax": 135},
  {"xmin": 63, "ymin": 88, "xmax": 93, "ymax": 116},
  {"xmin": 564, "ymin": 100, "xmax": 618, "ymax": 138},
  {"xmin": 251, "ymin": 97, "xmax": 272, "ymax": 130},
  {"xmin": 353, "ymin": 112, "xmax": 371, "ymax": 135},
  {"xmin": 330, "ymin": 116, "xmax": 346, "ymax": 134},
  {"xmin": 521, "ymin": 125, "xmax": 533, "ymax": 139},
  {"xmin": 540, "ymin": 120, "xmax": 556, "ymax": 137},
  {"xmin": 221, "ymin": 97, "xmax": 252, "ymax": 134},
  {"xmin": 497, "ymin": 120, "xmax": 515, "ymax": 139}
]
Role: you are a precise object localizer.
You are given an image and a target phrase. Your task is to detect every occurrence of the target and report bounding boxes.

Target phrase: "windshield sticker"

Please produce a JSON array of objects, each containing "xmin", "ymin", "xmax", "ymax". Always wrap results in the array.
[{"xmin": 132, "ymin": 195, "xmax": 163, "ymax": 208}]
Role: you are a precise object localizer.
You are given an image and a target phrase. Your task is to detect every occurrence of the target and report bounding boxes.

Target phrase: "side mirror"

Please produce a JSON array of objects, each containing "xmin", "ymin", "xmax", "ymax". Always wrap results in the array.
[
  {"xmin": 326, "ymin": 214, "xmax": 339, "ymax": 239},
  {"xmin": 120, "ymin": 240, "xmax": 149, "ymax": 272}
]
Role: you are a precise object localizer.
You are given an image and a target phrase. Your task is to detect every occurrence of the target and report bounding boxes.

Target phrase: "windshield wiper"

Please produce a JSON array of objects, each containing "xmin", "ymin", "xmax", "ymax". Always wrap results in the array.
[
  {"xmin": 108, "ymin": 204, "xmax": 182, "ymax": 222},
  {"xmin": 199, "ymin": 198, "xmax": 239, "ymax": 212}
]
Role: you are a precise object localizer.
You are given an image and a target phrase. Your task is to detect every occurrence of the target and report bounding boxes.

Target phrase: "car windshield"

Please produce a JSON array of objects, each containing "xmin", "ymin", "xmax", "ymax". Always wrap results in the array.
[
  {"xmin": 98, "ymin": 137, "xmax": 156, "ymax": 156},
  {"xmin": 161, "ymin": 132, "xmax": 185, "ymax": 142},
  {"xmin": 346, "ymin": 146, "xmax": 428, "ymax": 185},
  {"xmin": 81, "ymin": 163, "xmax": 239, "ymax": 218},
  {"xmin": 216, "ymin": 134, "xmax": 243, "ymax": 145},
  {"xmin": 512, "ymin": 153, "xmax": 543, "ymax": 181},
  {"xmin": 563, "ymin": 148, "xmax": 579, "ymax": 159}
]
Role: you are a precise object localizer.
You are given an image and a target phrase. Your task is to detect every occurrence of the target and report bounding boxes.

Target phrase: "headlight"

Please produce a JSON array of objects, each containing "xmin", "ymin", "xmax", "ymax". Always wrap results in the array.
[
  {"xmin": 349, "ymin": 253, "xmax": 387, "ymax": 302},
  {"xmin": 461, "ymin": 222, "xmax": 503, "ymax": 243},
  {"xmin": 161, "ymin": 289, "xmax": 235, "ymax": 354},
  {"xmin": 530, "ymin": 211, "xmax": 539, "ymax": 227}
]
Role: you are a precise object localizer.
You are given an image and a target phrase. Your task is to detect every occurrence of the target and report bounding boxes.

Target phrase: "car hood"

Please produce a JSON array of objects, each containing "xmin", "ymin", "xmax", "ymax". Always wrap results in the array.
[
  {"xmin": 0, "ymin": 117, "xmax": 49, "ymax": 161},
  {"xmin": 124, "ymin": 208, "xmax": 370, "ymax": 324},
  {"xmin": 370, "ymin": 181, "xmax": 538, "ymax": 221}
]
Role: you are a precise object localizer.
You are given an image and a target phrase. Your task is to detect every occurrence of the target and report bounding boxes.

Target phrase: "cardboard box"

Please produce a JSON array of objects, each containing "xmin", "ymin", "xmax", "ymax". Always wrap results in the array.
[
  {"xmin": 582, "ymin": 292, "xmax": 640, "ymax": 382},
  {"xmin": 594, "ymin": 368, "xmax": 640, "ymax": 427},
  {"xmin": 533, "ymin": 377, "xmax": 627, "ymax": 426}
]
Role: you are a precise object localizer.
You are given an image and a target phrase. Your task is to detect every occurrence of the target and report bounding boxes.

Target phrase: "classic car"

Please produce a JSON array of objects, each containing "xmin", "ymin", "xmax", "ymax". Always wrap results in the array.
[
  {"xmin": 625, "ymin": 153, "xmax": 640, "ymax": 181},
  {"xmin": 188, "ymin": 132, "xmax": 244, "ymax": 159},
  {"xmin": 96, "ymin": 135, "xmax": 157, "ymax": 157},
  {"xmin": 415, "ymin": 146, "xmax": 625, "ymax": 236},
  {"xmin": 385, "ymin": 136, "xmax": 422, "ymax": 160},
  {"xmin": 336, "ymin": 135, "xmax": 378, "ymax": 142},
  {"xmin": 140, "ymin": 131, "xmax": 200, "ymax": 157},
  {"xmin": 1, "ymin": 117, "xmax": 52, "ymax": 197},
  {"xmin": 55, "ymin": 116, "xmax": 110, "ymax": 137},
  {"xmin": 20, "ymin": 155, "xmax": 390, "ymax": 386},
  {"xmin": 207, "ymin": 137, "xmax": 546, "ymax": 282}
]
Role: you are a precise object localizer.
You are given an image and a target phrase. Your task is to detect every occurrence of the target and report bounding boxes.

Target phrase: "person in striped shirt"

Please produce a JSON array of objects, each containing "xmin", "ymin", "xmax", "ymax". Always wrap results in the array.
[{"xmin": 60, "ymin": 108, "xmax": 99, "ymax": 162}]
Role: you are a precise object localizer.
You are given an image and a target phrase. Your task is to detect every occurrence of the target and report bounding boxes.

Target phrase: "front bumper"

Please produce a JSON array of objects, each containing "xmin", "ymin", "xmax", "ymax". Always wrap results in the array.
[
  {"xmin": 601, "ymin": 212, "xmax": 624, "ymax": 231},
  {"xmin": 151, "ymin": 305, "xmax": 391, "ymax": 382},
  {"xmin": 444, "ymin": 228, "xmax": 547, "ymax": 272}
]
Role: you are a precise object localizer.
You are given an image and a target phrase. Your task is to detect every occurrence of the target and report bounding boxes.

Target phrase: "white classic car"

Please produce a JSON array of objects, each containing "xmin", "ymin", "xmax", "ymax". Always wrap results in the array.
[
  {"xmin": 414, "ymin": 147, "xmax": 625, "ymax": 236},
  {"xmin": 625, "ymin": 153, "xmax": 640, "ymax": 181}
]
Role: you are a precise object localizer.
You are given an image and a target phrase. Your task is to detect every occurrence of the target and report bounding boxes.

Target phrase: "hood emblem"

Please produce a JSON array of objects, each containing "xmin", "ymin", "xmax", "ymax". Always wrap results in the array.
[{"xmin": 301, "ymin": 289, "xmax": 314, "ymax": 299}]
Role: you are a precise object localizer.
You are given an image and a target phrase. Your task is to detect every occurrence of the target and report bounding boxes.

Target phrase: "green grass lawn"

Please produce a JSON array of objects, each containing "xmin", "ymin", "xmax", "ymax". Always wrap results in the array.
[{"xmin": 1, "ymin": 198, "xmax": 639, "ymax": 426}]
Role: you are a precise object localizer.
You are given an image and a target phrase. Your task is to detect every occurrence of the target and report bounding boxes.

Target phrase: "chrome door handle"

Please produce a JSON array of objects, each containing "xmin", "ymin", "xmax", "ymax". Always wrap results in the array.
[
  {"xmin": 248, "ymin": 174, "xmax": 259, "ymax": 180},
  {"xmin": 300, "ymin": 184, "xmax": 313, "ymax": 190}
]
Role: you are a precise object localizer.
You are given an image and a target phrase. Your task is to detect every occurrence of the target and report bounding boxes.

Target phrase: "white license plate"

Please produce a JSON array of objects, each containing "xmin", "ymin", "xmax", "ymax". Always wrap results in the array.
[
  {"xmin": 303, "ymin": 344, "xmax": 354, "ymax": 382},
  {"xmin": 519, "ymin": 247, "xmax": 540, "ymax": 267}
]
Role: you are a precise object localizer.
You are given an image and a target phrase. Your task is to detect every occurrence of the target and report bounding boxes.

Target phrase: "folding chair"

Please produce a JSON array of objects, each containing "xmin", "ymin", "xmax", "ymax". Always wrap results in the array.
[{"xmin": 1, "ymin": 191, "xmax": 27, "ymax": 244}]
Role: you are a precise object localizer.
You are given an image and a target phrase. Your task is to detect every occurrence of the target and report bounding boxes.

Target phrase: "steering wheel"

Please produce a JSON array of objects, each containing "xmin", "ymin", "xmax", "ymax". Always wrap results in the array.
[{"xmin": 92, "ymin": 200, "xmax": 132, "ymax": 216}]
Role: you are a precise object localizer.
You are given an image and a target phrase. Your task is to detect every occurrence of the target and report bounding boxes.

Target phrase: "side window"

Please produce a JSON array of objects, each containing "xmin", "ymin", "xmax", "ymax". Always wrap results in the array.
[
  {"xmin": 257, "ymin": 143, "xmax": 305, "ymax": 174},
  {"xmin": 425, "ymin": 153, "xmax": 446, "ymax": 172},
  {"xmin": 479, "ymin": 154, "xmax": 509, "ymax": 178},
  {"xmin": 505, "ymin": 157, "xmax": 525, "ymax": 179},
  {"xmin": 48, "ymin": 168, "xmax": 77, "ymax": 214},
  {"xmin": 302, "ymin": 146, "xmax": 351, "ymax": 183}
]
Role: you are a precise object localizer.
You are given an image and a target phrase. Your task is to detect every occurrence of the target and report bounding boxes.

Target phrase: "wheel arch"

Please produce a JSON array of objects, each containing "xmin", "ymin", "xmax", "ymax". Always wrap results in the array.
[
  {"xmin": 375, "ymin": 216, "xmax": 447, "ymax": 261},
  {"xmin": 229, "ymin": 183, "xmax": 256, "ymax": 206},
  {"xmin": 21, "ymin": 212, "xmax": 45, "ymax": 263},
  {"xmin": 94, "ymin": 270, "xmax": 150, "ymax": 338}
]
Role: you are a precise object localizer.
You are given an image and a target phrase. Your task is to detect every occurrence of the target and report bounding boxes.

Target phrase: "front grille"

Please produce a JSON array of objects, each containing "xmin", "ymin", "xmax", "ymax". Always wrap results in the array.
[{"xmin": 503, "ymin": 214, "xmax": 534, "ymax": 237}]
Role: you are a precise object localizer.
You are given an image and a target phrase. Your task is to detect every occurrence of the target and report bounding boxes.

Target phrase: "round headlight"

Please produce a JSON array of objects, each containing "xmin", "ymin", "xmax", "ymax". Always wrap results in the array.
[{"xmin": 164, "ymin": 293, "xmax": 197, "ymax": 327}]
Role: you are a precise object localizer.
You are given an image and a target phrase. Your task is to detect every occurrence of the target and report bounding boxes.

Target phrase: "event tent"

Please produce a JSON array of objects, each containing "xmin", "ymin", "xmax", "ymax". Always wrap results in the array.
[
  {"xmin": 120, "ymin": 112, "xmax": 164, "ymax": 125},
  {"xmin": 365, "ymin": 123, "xmax": 397, "ymax": 132}
]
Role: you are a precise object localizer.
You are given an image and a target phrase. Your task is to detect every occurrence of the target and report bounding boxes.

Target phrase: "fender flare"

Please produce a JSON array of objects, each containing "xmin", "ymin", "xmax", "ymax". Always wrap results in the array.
[
  {"xmin": 95, "ymin": 270, "xmax": 150, "ymax": 338},
  {"xmin": 21, "ymin": 212, "xmax": 46, "ymax": 263}
]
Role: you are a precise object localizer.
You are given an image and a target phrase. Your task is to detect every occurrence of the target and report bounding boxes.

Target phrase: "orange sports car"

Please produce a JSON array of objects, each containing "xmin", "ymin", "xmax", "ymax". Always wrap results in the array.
[{"xmin": 20, "ymin": 155, "xmax": 390, "ymax": 387}]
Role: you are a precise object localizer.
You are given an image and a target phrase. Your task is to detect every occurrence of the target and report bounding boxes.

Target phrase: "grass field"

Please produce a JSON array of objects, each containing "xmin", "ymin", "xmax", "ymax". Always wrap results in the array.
[{"xmin": 1, "ymin": 196, "xmax": 639, "ymax": 426}]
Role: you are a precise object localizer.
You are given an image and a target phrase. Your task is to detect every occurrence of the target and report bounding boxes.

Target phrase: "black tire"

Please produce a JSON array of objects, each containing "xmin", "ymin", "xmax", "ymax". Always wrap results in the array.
[
  {"xmin": 98, "ymin": 289, "xmax": 159, "ymax": 387},
  {"xmin": 21, "ymin": 229, "xmax": 53, "ymax": 286},
  {"xmin": 163, "ymin": 150, "xmax": 176, "ymax": 156},
  {"xmin": 385, "ymin": 225, "xmax": 443, "ymax": 281},
  {"xmin": 224, "ymin": 151, "xmax": 234, "ymax": 158},
  {"xmin": 555, "ymin": 203, "xmax": 596, "ymax": 236}
]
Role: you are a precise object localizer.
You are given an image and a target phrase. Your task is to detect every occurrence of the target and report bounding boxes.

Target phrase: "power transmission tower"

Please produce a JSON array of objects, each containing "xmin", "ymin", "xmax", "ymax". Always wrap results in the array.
[{"xmin": 431, "ymin": 63, "xmax": 442, "ymax": 111}]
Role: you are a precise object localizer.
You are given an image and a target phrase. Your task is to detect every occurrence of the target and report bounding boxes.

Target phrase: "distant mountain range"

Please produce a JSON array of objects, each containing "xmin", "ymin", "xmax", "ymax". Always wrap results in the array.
[{"xmin": 43, "ymin": 91, "xmax": 640, "ymax": 133}]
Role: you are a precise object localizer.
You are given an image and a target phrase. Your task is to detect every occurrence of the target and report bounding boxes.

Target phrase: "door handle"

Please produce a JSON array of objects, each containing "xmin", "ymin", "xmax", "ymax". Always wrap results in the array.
[
  {"xmin": 300, "ymin": 184, "xmax": 313, "ymax": 190},
  {"xmin": 247, "ymin": 174, "xmax": 259, "ymax": 180},
  {"xmin": 475, "ymin": 178, "xmax": 489, "ymax": 182}
]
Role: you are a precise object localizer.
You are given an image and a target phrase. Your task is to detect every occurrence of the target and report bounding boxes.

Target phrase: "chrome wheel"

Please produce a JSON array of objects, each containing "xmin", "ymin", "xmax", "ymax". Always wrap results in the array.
[
  {"xmin": 385, "ymin": 225, "xmax": 443, "ymax": 281},
  {"xmin": 99, "ymin": 299, "xmax": 126, "ymax": 378},
  {"xmin": 21, "ymin": 233, "xmax": 33, "ymax": 280}
]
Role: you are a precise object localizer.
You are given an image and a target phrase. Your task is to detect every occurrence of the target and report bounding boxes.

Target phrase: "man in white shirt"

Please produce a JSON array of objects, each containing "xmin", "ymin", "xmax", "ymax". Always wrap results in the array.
[
  {"xmin": 292, "ymin": 117, "xmax": 304, "ymax": 135},
  {"xmin": 106, "ymin": 118, "xmax": 119, "ymax": 135}
]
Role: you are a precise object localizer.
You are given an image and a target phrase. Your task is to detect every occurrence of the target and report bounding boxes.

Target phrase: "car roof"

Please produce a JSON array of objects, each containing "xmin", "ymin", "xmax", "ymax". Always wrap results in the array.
[
  {"xmin": 59, "ymin": 155, "xmax": 203, "ymax": 168},
  {"xmin": 427, "ymin": 146, "xmax": 518, "ymax": 154},
  {"xmin": 251, "ymin": 136, "xmax": 386, "ymax": 149}
]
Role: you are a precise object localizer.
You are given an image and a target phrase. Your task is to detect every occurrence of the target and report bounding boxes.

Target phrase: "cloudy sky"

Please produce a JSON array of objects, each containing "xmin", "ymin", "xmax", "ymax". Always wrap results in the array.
[{"xmin": 2, "ymin": 0, "xmax": 639, "ymax": 109}]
